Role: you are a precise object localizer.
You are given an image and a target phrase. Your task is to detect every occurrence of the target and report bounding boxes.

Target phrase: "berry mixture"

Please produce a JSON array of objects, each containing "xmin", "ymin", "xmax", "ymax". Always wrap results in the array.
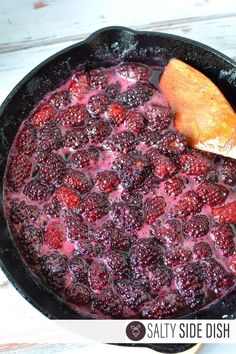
[{"xmin": 4, "ymin": 61, "xmax": 236, "ymax": 319}]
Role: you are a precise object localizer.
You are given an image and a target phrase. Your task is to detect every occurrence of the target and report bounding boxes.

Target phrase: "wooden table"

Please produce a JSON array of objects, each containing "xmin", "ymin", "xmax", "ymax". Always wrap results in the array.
[{"xmin": 0, "ymin": 0, "xmax": 236, "ymax": 352}]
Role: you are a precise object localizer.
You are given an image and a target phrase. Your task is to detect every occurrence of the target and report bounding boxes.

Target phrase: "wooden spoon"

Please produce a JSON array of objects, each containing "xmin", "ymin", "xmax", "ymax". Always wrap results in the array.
[{"xmin": 159, "ymin": 58, "xmax": 236, "ymax": 158}]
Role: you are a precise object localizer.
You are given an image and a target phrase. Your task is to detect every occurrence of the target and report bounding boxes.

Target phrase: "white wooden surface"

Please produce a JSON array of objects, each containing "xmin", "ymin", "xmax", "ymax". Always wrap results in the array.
[{"xmin": 0, "ymin": 0, "xmax": 236, "ymax": 353}]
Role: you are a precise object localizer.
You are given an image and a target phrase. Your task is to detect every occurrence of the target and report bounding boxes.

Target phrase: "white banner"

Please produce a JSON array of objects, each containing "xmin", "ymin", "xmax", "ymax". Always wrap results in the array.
[{"xmin": 0, "ymin": 319, "xmax": 235, "ymax": 344}]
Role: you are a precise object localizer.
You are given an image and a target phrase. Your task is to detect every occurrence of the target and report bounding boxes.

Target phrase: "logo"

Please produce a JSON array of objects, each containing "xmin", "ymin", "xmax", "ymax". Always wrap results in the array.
[{"xmin": 126, "ymin": 321, "xmax": 146, "ymax": 341}]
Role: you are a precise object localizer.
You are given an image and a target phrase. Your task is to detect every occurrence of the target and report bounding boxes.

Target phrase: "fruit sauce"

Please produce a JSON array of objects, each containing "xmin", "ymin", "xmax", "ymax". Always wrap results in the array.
[{"xmin": 3, "ymin": 61, "xmax": 236, "ymax": 319}]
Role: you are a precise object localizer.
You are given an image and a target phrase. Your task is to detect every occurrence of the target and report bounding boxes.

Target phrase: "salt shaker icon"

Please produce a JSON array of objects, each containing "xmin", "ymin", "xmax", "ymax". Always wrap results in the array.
[{"xmin": 131, "ymin": 324, "xmax": 141, "ymax": 338}]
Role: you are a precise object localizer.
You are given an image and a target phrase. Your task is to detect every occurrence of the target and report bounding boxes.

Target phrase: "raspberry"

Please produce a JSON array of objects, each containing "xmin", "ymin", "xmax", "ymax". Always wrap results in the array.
[
  {"xmin": 80, "ymin": 192, "xmax": 109, "ymax": 222},
  {"xmin": 229, "ymin": 254, "xmax": 236, "ymax": 275},
  {"xmin": 6, "ymin": 154, "xmax": 32, "ymax": 191},
  {"xmin": 64, "ymin": 170, "xmax": 92, "ymax": 194},
  {"xmin": 164, "ymin": 176, "xmax": 185, "ymax": 197},
  {"xmin": 105, "ymin": 82, "xmax": 121, "ymax": 99},
  {"xmin": 141, "ymin": 291, "xmax": 185, "ymax": 319},
  {"xmin": 23, "ymin": 179, "xmax": 49, "ymax": 201},
  {"xmin": 105, "ymin": 131, "xmax": 137, "ymax": 153},
  {"xmin": 149, "ymin": 264, "xmax": 172, "ymax": 293},
  {"xmin": 69, "ymin": 255, "xmax": 88, "ymax": 282},
  {"xmin": 117, "ymin": 82, "xmax": 153, "ymax": 108},
  {"xmin": 120, "ymin": 153, "xmax": 149, "ymax": 191},
  {"xmin": 147, "ymin": 149, "xmax": 177, "ymax": 180},
  {"xmin": 107, "ymin": 103, "xmax": 126, "ymax": 125},
  {"xmin": 16, "ymin": 124, "xmax": 37, "ymax": 156},
  {"xmin": 69, "ymin": 72, "xmax": 90, "ymax": 99},
  {"xmin": 63, "ymin": 128, "xmax": 88, "ymax": 149},
  {"xmin": 41, "ymin": 251, "xmax": 68, "ymax": 290},
  {"xmin": 175, "ymin": 263, "xmax": 204, "ymax": 309},
  {"xmin": 196, "ymin": 182, "xmax": 228, "ymax": 207},
  {"xmin": 56, "ymin": 104, "xmax": 89, "ymax": 126},
  {"xmin": 139, "ymin": 128, "xmax": 160, "ymax": 146},
  {"xmin": 202, "ymin": 258, "xmax": 233, "ymax": 295},
  {"xmin": 164, "ymin": 247, "xmax": 192, "ymax": 268},
  {"xmin": 10, "ymin": 201, "xmax": 42, "ymax": 225},
  {"xmin": 64, "ymin": 215, "xmax": 88, "ymax": 242},
  {"xmin": 193, "ymin": 242, "xmax": 212, "ymax": 260},
  {"xmin": 183, "ymin": 215, "xmax": 209, "ymax": 239},
  {"xmin": 104, "ymin": 251, "xmax": 129, "ymax": 280},
  {"xmin": 65, "ymin": 283, "xmax": 91, "ymax": 305},
  {"xmin": 30, "ymin": 103, "xmax": 55, "ymax": 127},
  {"xmin": 171, "ymin": 191, "xmax": 203, "ymax": 217},
  {"xmin": 213, "ymin": 201, "xmax": 236, "ymax": 224},
  {"xmin": 18, "ymin": 224, "xmax": 43, "ymax": 264},
  {"xmin": 38, "ymin": 153, "xmax": 66, "ymax": 185},
  {"xmin": 117, "ymin": 63, "xmax": 150, "ymax": 81},
  {"xmin": 87, "ymin": 94, "xmax": 109, "ymax": 116},
  {"xmin": 110, "ymin": 201, "xmax": 143, "ymax": 231},
  {"xmin": 210, "ymin": 223, "xmax": 235, "ymax": 257},
  {"xmin": 125, "ymin": 111, "xmax": 144, "ymax": 133},
  {"xmin": 45, "ymin": 220, "xmax": 65, "ymax": 249},
  {"xmin": 93, "ymin": 288, "xmax": 123, "ymax": 318},
  {"xmin": 129, "ymin": 238, "xmax": 162, "ymax": 269},
  {"xmin": 180, "ymin": 151, "xmax": 212, "ymax": 176},
  {"xmin": 88, "ymin": 261, "xmax": 109, "ymax": 290},
  {"xmin": 115, "ymin": 279, "xmax": 149, "ymax": 311},
  {"xmin": 90, "ymin": 69, "xmax": 108, "ymax": 89},
  {"xmin": 86, "ymin": 119, "xmax": 112, "ymax": 143},
  {"xmin": 152, "ymin": 219, "xmax": 182, "ymax": 247},
  {"xmin": 55, "ymin": 185, "xmax": 81, "ymax": 209},
  {"xmin": 49, "ymin": 91, "xmax": 70, "ymax": 110},
  {"xmin": 96, "ymin": 170, "xmax": 120, "ymax": 193},
  {"xmin": 144, "ymin": 196, "xmax": 166, "ymax": 224},
  {"xmin": 38, "ymin": 121, "xmax": 62, "ymax": 151},
  {"xmin": 156, "ymin": 130, "xmax": 187, "ymax": 156},
  {"xmin": 144, "ymin": 104, "xmax": 171, "ymax": 131},
  {"xmin": 93, "ymin": 222, "xmax": 130, "ymax": 251},
  {"xmin": 220, "ymin": 157, "xmax": 236, "ymax": 186},
  {"xmin": 72, "ymin": 147, "xmax": 99, "ymax": 168},
  {"xmin": 44, "ymin": 198, "xmax": 61, "ymax": 219},
  {"xmin": 75, "ymin": 240, "xmax": 103, "ymax": 259}
]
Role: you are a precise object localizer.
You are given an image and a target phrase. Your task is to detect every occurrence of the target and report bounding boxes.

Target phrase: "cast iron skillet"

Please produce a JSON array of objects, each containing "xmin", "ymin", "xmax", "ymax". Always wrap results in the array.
[{"xmin": 0, "ymin": 26, "xmax": 236, "ymax": 353}]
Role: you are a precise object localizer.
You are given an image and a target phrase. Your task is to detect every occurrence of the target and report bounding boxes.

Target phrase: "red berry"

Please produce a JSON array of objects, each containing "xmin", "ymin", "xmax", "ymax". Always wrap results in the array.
[
  {"xmin": 193, "ymin": 242, "xmax": 212, "ymax": 260},
  {"xmin": 164, "ymin": 176, "xmax": 184, "ymax": 197},
  {"xmin": 55, "ymin": 185, "xmax": 81, "ymax": 209},
  {"xmin": 65, "ymin": 283, "xmax": 91, "ymax": 305},
  {"xmin": 38, "ymin": 121, "xmax": 62, "ymax": 151},
  {"xmin": 64, "ymin": 215, "xmax": 88, "ymax": 242},
  {"xmin": 30, "ymin": 103, "xmax": 55, "ymax": 127},
  {"xmin": 152, "ymin": 219, "xmax": 182, "ymax": 247},
  {"xmin": 125, "ymin": 111, "xmax": 144, "ymax": 133},
  {"xmin": 171, "ymin": 191, "xmax": 203, "ymax": 217},
  {"xmin": 196, "ymin": 182, "xmax": 228, "ymax": 207},
  {"xmin": 16, "ymin": 124, "xmax": 37, "ymax": 156},
  {"xmin": 117, "ymin": 82, "xmax": 153, "ymax": 108},
  {"xmin": 183, "ymin": 215, "xmax": 209, "ymax": 239},
  {"xmin": 80, "ymin": 192, "xmax": 109, "ymax": 222},
  {"xmin": 116, "ymin": 279, "xmax": 149, "ymax": 310},
  {"xmin": 202, "ymin": 258, "xmax": 233, "ymax": 295},
  {"xmin": 88, "ymin": 261, "xmax": 109, "ymax": 290},
  {"xmin": 210, "ymin": 223, "xmax": 235, "ymax": 257},
  {"xmin": 86, "ymin": 119, "xmax": 112, "ymax": 143},
  {"xmin": 72, "ymin": 147, "xmax": 99, "ymax": 168},
  {"xmin": 6, "ymin": 154, "xmax": 32, "ymax": 191},
  {"xmin": 144, "ymin": 196, "xmax": 166, "ymax": 224},
  {"xmin": 180, "ymin": 151, "xmax": 212, "ymax": 176},
  {"xmin": 87, "ymin": 94, "xmax": 109, "ymax": 116},
  {"xmin": 49, "ymin": 91, "xmax": 70, "ymax": 110},
  {"xmin": 38, "ymin": 153, "xmax": 66, "ymax": 185},
  {"xmin": 89, "ymin": 69, "xmax": 108, "ymax": 89},
  {"xmin": 107, "ymin": 103, "xmax": 126, "ymax": 124},
  {"xmin": 56, "ymin": 104, "xmax": 89, "ymax": 126},
  {"xmin": 212, "ymin": 201, "xmax": 236, "ymax": 224},
  {"xmin": 156, "ymin": 130, "xmax": 187, "ymax": 156},
  {"xmin": 105, "ymin": 131, "xmax": 137, "ymax": 154},
  {"xmin": 23, "ymin": 179, "xmax": 49, "ymax": 201},
  {"xmin": 96, "ymin": 170, "xmax": 120, "ymax": 193},
  {"xmin": 110, "ymin": 201, "xmax": 143, "ymax": 231},
  {"xmin": 63, "ymin": 127, "xmax": 88, "ymax": 149},
  {"xmin": 141, "ymin": 291, "xmax": 185, "ymax": 319},
  {"xmin": 64, "ymin": 169, "xmax": 92, "ymax": 194},
  {"xmin": 69, "ymin": 72, "xmax": 90, "ymax": 99},
  {"xmin": 45, "ymin": 220, "xmax": 65, "ymax": 249},
  {"xmin": 117, "ymin": 63, "xmax": 150, "ymax": 81},
  {"xmin": 147, "ymin": 149, "xmax": 177, "ymax": 180},
  {"xmin": 164, "ymin": 247, "xmax": 192, "ymax": 268},
  {"xmin": 145, "ymin": 104, "xmax": 171, "ymax": 131},
  {"xmin": 93, "ymin": 288, "xmax": 123, "ymax": 318},
  {"xmin": 129, "ymin": 238, "xmax": 162, "ymax": 269}
]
